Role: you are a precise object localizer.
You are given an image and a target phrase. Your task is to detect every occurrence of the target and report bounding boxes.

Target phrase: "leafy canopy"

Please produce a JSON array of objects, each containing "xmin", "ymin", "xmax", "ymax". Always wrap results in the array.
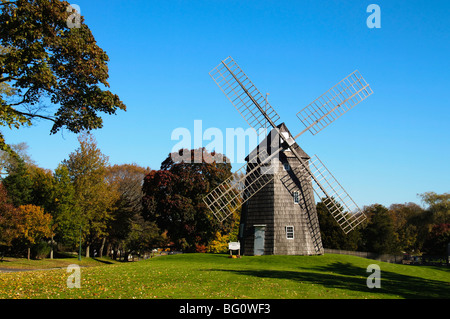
[
  {"xmin": 0, "ymin": 0, "xmax": 126, "ymax": 148},
  {"xmin": 142, "ymin": 148, "xmax": 234, "ymax": 252}
]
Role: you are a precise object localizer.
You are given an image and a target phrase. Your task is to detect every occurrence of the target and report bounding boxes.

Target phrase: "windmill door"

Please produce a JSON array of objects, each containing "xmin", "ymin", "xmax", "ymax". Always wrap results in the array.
[{"xmin": 254, "ymin": 225, "xmax": 266, "ymax": 255}]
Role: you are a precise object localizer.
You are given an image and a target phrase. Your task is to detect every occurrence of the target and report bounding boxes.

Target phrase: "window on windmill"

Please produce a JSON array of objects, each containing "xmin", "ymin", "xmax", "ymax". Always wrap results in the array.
[
  {"xmin": 293, "ymin": 191, "xmax": 300, "ymax": 204},
  {"xmin": 286, "ymin": 226, "xmax": 294, "ymax": 239},
  {"xmin": 283, "ymin": 162, "xmax": 290, "ymax": 171}
]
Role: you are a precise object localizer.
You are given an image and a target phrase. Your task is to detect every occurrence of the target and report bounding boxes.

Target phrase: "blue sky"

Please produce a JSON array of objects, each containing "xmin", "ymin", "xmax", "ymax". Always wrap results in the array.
[{"xmin": 3, "ymin": 0, "xmax": 449, "ymax": 208}]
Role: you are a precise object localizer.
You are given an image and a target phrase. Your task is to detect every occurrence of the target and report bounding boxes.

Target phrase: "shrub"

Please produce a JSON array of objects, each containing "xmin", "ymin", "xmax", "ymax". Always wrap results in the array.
[
  {"xmin": 31, "ymin": 241, "xmax": 52, "ymax": 259},
  {"xmin": 207, "ymin": 232, "xmax": 229, "ymax": 254},
  {"xmin": 195, "ymin": 244, "xmax": 207, "ymax": 253}
]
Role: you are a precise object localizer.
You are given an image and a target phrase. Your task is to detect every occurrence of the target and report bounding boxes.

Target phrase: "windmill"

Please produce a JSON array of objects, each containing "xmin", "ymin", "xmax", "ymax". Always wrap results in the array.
[{"xmin": 203, "ymin": 57, "xmax": 373, "ymax": 255}]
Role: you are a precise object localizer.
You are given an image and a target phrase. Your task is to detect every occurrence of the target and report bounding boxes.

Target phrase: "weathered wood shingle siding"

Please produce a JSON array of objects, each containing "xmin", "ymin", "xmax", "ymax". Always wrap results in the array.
[{"xmin": 239, "ymin": 123, "xmax": 323, "ymax": 256}]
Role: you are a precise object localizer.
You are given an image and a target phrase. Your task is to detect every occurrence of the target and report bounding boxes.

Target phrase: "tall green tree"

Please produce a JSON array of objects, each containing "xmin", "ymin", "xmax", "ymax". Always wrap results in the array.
[
  {"xmin": 388, "ymin": 203, "xmax": 424, "ymax": 254},
  {"xmin": 316, "ymin": 199, "xmax": 361, "ymax": 250},
  {"xmin": 52, "ymin": 163, "xmax": 79, "ymax": 248},
  {"xmin": 361, "ymin": 204, "xmax": 399, "ymax": 254},
  {"xmin": 1, "ymin": 155, "xmax": 32, "ymax": 206},
  {"xmin": 62, "ymin": 132, "xmax": 118, "ymax": 257},
  {"xmin": 0, "ymin": 0, "xmax": 126, "ymax": 150},
  {"xmin": 0, "ymin": 142, "xmax": 34, "ymax": 176},
  {"xmin": 122, "ymin": 214, "xmax": 161, "ymax": 259},
  {"xmin": 28, "ymin": 164, "xmax": 54, "ymax": 212}
]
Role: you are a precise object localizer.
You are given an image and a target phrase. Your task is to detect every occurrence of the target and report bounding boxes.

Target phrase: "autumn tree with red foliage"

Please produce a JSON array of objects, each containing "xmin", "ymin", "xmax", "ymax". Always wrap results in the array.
[
  {"xmin": 142, "ymin": 148, "xmax": 235, "ymax": 252},
  {"xmin": 0, "ymin": 183, "xmax": 18, "ymax": 249}
]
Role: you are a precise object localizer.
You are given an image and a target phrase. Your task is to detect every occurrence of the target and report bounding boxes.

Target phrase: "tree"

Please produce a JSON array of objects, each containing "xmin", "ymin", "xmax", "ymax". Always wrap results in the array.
[
  {"xmin": 418, "ymin": 192, "xmax": 450, "ymax": 224},
  {"xmin": 422, "ymin": 224, "xmax": 450, "ymax": 255},
  {"xmin": 0, "ymin": 141, "xmax": 34, "ymax": 175},
  {"xmin": 14, "ymin": 204, "xmax": 54, "ymax": 260},
  {"xmin": 0, "ymin": 0, "xmax": 126, "ymax": 151},
  {"xmin": 105, "ymin": 163, "xmax": 160, "ymax": 258},
  {"xmin": 142, "ymin": 148, "xmax": 234, "ymax": 252},
  {"xmin": 316, "ymin": 199, "xmax": 361, "ymax": 251},
  {"xmin": 361, "ymin": 204, "xmax": 399, "ymax": 254},
  {"xmin": 207, "ymin": 208, "xmax": 241, "ymax": 253},
  {"xmin": 122, "ymin": 214, "xmax": 161, "ymax": 259},
  {"xmin": 0, "ymin": 183, "xmax": 18, "ymax": 249},
  {"xmin": 52, "ymin": 163, "xmax": 80, "ymax": 248},
  {"xmin": 1, "ymin": 155, "xmax": 32, "ymax": 206},
  {"xmin": 62, "ymin": 132, "xmax": 118, "ymax": 257},
  {"xmin": 106, "ymin": 164, "xmax": 150, "ymax": 226},
  {"xmin": 28, "ymin": 164, "xmax": 55, "ymax": 212},
  {"xmin": 388, "ymin": 203, "xmax": 424, "ymax": 254}
]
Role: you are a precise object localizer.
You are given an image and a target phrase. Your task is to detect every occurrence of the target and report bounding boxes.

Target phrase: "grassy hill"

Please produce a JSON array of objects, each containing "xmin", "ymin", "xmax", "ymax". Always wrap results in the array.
[{"xmin": 0, "ymin": 253, "xmax": 448, "ymax": 299}]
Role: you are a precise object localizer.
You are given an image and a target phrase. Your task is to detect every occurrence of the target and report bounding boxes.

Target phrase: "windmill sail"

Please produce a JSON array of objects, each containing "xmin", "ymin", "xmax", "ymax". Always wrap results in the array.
[
  {"xmin": 203, "ymin": 148, "xmax": 276, "ymax": 222},
  {"xmin": 296, "ymin": 70, "xmax": 373, "ymax": 138},
  {"xmin": 209, "ymin": 56, "xmax": 280, "ymax": 131},
  {"xmin": 291, "ymin": 155, "xmax": 366, "ymax": 234}
]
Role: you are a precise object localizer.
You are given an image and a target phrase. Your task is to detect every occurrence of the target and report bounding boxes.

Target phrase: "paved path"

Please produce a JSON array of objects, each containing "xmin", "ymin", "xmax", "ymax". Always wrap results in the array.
[
  {"xmin": 0, "ymin": 268, "xmax": 35, "ymax": 273},
  {"xmin": 0, "ymin": 267, "xmax": 67, "ymax": 273}
]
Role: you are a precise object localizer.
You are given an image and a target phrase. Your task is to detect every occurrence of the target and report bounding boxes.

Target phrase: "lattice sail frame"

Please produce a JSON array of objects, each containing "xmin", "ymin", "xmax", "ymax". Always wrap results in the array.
[
  {"xmin": 203, "ymin": 148, "xmax": 275, "ymax": 222},
  {"xmin": 209, "ymin": 56, "xmax": 281, "ymax": 132},
  {"xmin": 292, "ymin": 155, "xmax": 367, "ymax": 234},
  {"xmin": 204, "ymin": 57, "xmax": 372, "ymax": 233},
  {"xmin": 296, "ymin": 70, "xmax": 373, "ymax": 137}
]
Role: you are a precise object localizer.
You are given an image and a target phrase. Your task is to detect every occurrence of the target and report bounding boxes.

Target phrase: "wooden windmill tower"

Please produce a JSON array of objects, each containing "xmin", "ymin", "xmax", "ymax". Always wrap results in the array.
[{"xmin": 203, "ymin": 57, "xmax": 373, "ymax": 256}]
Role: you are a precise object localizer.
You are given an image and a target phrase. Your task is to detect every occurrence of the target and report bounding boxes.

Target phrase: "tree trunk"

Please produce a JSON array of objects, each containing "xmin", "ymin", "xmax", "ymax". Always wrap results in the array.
[
  {"xmin": 99, "ymin": 237, "xmax": 106, "ymax": 258},
  {"xmin": 105, "ymin": 242, "xmax": 111, "ymax": 257},
  {"xmin": 85, "ymin": 245, "xmax": 90, "ymax": 258},
  {"xmin": 27, "ymin": 247, "xmax": 31, "ymax": 260},
  {"xmin": 50, "ymin": 235, "xmax": 54, "ymax": 259}
]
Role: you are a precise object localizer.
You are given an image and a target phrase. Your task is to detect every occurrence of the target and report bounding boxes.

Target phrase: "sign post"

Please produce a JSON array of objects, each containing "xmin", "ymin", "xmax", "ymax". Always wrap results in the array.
[{"xmin": 228, "ymin": 242, "xmax": 241, "ymax": 257}]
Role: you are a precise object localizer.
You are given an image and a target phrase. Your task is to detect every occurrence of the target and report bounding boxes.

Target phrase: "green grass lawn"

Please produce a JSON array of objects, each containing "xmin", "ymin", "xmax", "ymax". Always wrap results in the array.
[{"xmin": 0, "ymin": 253, "xmax": 449, "ymax": 299}]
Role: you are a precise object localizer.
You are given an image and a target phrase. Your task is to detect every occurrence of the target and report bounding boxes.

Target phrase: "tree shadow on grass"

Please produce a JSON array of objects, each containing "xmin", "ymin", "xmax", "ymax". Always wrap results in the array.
[
  {"xmin": 91, "ymin": 257, "xmax": 116, "ymax": 265},
  {"xmin": 209, "ymin": 262, "xmax": 450, "ymax": 299}
]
